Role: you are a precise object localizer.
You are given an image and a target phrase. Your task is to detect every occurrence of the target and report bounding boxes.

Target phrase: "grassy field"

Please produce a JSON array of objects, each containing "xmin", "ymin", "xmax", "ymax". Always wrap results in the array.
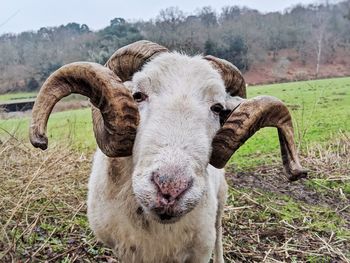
[
  {"xmin": 0, "ymin": 91, "xmax": 37, "ymax": 102},
  {"xmin": 0, "ymin": 77, "xmax": 349, "ymax": 262},
  {"xmin": 1, "ymin": 109, "xmax": 95, "ymax": 151}
]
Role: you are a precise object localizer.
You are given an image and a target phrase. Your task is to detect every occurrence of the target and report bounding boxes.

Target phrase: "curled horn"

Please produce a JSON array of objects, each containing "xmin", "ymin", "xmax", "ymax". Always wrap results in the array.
[
  {"xmin": 106, "ymin": 40, "xmax": 168, "ymax": 81},
  {"xmin": 206, "ymin": 56, "xmax": 307, "ymax": 181},
  {"xmin": 30, "ymin": 62, "xmax": 139, "ymax": 157},
  {"xmin": 204, "ymin": 55, "xmax": 247, "ymax": 98},
  {"xmin": 30, "ymin": 40, "xmax": 168, "ymax": 157},
  {"xmin": 210, "ymin": 96, "xmax": 307, "ymax": 181}
]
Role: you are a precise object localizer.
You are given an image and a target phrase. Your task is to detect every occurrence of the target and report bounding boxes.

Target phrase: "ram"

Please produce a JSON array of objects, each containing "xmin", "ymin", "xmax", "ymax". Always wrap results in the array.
[{"xmin": 29, "ymin": 40, "xmax": 307, "ymax": 263}]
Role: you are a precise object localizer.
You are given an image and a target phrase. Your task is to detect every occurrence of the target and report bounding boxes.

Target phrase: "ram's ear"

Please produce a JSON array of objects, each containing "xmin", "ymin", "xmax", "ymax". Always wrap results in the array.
[
  {"xmin": 219, "ymin": 96, "xmax": 244, "ymax": 125},
  {"xmin": 225, "ymin": 96, "xmax": 244, "ymax": 110}
]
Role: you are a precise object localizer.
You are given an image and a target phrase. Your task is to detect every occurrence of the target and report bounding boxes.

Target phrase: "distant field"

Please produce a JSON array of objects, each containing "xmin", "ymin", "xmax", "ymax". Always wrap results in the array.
[
  {"xmin": 1, "ymin": 77, "xmax": 349, "ymax": 168},
  {"xmin": 0, "ymin": 91, "xmax": 37, "ymax": 101},
  {"xmin": 0, "ymin": 91, "xmax": 86, "ymax": 103}
]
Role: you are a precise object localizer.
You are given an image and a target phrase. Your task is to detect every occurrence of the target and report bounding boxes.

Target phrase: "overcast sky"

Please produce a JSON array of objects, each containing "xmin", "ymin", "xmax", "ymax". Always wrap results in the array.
[{"xmin": 1, "ymin": 0, "xmax": 328, "ymax": 34}]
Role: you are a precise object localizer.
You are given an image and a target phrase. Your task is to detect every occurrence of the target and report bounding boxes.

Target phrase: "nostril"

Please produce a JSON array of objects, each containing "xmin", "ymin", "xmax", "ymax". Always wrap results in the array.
[{"xmin": 162, "ymin": 193, "xmax": 172, "ymax": 201}]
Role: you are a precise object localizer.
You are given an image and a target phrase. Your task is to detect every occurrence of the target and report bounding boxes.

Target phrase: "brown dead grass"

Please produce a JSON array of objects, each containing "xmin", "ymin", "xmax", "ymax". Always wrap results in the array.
[
  {"xmin": 0, "ymin": 134, "xmax": 115, "ymax": 262},
  {"xmin": 0, "ymin": 132, "xmax": 349, "ymax": 262}
]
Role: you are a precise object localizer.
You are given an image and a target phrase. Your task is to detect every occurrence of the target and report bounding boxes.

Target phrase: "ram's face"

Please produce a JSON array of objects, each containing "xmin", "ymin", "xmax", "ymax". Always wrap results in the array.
[{"xmin": 130, "ymin": 53, "xmax": 228, "ymax": 223}]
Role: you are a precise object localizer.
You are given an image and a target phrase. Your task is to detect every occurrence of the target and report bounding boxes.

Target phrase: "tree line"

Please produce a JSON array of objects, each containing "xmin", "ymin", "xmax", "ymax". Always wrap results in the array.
[{"xmin": 1, "ymin": 1, "xmax": 350, "ymax": 93}]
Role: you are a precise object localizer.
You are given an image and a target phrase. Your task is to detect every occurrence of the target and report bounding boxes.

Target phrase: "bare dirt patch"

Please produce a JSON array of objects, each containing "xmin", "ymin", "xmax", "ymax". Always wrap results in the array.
[{"xmin": 226, "ymin": 165, "xmax": 350, "ymax": 225}]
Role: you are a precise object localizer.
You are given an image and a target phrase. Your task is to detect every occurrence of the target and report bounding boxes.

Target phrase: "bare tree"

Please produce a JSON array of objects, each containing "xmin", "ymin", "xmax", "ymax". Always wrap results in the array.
[{"xmin": 309, "ymin": 2, "xmax": 331, "ymax": 77}]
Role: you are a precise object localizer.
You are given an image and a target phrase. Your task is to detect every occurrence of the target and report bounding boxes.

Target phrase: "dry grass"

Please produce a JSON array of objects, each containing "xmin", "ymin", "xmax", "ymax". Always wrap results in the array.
[
  {"xmin": 0, "ymin": 134, "xmax": 115, "ymax": 262},
  {"xmin": 305, "ymin": 131, "xmax": 350, "ymax": 179},
  {"xmin": 0, "ymin": 131, "xmax": 349, "ymax": 262}
]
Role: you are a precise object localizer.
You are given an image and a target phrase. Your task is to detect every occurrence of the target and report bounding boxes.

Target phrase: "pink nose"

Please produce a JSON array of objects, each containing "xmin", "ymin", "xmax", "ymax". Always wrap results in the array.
[{"xmin": 152, "ymin": 172, "xmax": 193, "ymax": 204}]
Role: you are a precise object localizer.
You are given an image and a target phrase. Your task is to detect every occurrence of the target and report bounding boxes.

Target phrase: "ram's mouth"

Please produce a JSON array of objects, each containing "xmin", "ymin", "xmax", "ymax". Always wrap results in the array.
[
  {"xmin": 149, "ymin": 207, "xmax": 185, "ymax": 224},
  {"xmin": 155, "ymin": 212, "xmax": 181, "ymax": 224}
]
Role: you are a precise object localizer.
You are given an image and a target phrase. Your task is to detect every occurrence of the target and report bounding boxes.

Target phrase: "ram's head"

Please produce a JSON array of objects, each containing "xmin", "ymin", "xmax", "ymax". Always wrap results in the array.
[{"xmin": 30, "ymin": 41, "xmax": 307, "ymax": 223}]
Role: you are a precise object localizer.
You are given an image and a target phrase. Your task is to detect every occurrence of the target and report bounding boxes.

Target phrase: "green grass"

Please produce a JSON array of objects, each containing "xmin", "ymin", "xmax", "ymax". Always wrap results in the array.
[
  {"xmin": 306, "ymin": 179, "xmax": 350, "ymax": 196},
  {"xmin": 0, "ymin": 91, "xmax": 37, "ymax": 101}
]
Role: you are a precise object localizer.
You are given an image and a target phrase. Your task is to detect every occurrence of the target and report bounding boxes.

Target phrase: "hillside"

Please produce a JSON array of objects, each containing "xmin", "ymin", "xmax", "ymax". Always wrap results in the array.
[
  {"xmin": 245, "ymin": 48, "xmax": 350, "ymax": 84},
  {"xmin": 1, "ymin": 1, "xmax": 350, "ymax": 93}
]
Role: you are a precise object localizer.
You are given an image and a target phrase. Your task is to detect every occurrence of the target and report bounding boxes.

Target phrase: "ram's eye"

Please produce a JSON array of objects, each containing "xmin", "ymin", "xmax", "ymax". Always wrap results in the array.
[
  {"xmin": 133, "ymin": 92, "xmax": 147, "ymax": 102},
  {"xmin": 210, "ymin": 103, "xmax": 224, "ymax": 114}
]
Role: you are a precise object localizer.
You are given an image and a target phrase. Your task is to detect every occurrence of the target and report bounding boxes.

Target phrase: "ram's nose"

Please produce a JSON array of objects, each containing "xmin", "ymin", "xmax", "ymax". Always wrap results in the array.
[{"xmin": 152, "ymin": 172, "xmax": 193, "ymax": 205}]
